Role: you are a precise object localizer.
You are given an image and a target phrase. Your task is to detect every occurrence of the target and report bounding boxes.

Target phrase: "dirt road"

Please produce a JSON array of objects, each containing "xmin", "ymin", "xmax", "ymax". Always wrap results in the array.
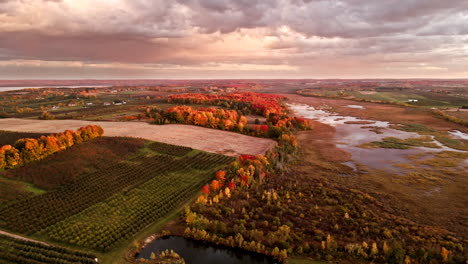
[
  {"xmin": 0, "ymin": 229, "xmax": 49, "ymax": 245},
  {"xmin": 0, "ymin": 118, "xmax": 276, "ymax": 156}
]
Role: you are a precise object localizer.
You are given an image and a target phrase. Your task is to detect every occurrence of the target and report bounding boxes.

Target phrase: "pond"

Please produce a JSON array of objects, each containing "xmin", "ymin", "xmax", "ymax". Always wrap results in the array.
[{"xmin": 136, "ymin": 236, "xmax": 279, "ymax": 264}]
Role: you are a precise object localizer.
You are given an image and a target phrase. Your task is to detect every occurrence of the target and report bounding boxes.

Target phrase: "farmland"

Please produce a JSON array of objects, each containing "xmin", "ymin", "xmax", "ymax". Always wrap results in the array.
[
  {"xmin": 0, "ymin": 80, "xmax": 467, "ymax": 264},
  {"xmin": 0, "ymin": 128, "xmax": 235, "ymax": 263},
  {"xmin": 0, "ymin": 234, "xmax": 97, "ymax": 264},
  {"xmin": 2, "ymin": 0, "xmax": 468, "ymax": 262},
  {"xmin": 0, "ymin": 130, "xmax": 45, "ymax": 146},
  {"xmin": 0, "ymin": 119, "xmax": 276, "ymax": 157}
]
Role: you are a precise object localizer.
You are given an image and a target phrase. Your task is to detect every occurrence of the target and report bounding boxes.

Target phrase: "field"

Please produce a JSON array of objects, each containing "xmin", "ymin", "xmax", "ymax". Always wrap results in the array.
[
  {"xmin": 2, "ymin": 137, "xmax": 146, "ymax": 190},
  {"xmin": 0, "ymin": 119, "xmax": 276, "ymax": 156},
  {"xmin": 0, "ymin": 132, "xmax": 235, "ymax": 263},
  {"xmin": 0, "ymin": 130, "xmax": 45, "ymax": 146},
  {"xmin": 296, "ymin": 87, "xmax": 468, "ymax": 108},
  {"xmin": 1, "ymin": 82, "xmax": 467, "ymax": 264},
  {"xmin": 0, "ymin": 234, "xmax": 97, "ymax": 264}
]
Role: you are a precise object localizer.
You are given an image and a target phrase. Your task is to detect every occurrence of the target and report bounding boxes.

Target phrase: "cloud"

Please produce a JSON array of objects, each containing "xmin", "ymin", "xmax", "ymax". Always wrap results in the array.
[{"xmin": 0, "ymin": 0, "xmax": 467, "ymax": 78}]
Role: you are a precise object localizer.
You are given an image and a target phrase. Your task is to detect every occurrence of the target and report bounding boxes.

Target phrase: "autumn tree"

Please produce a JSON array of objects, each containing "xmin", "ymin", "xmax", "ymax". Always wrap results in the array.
[{"xmin": 215, "ymin": 170, "xmax": 226, "ymax": 182}]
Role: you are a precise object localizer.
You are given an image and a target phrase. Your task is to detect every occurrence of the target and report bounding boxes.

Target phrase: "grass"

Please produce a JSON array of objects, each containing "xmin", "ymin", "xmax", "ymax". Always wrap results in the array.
[
  {"xmin": 418, "ymin": 157, "xmax": 461, "ymax": 168},
  {"xmin": 434, "ymin": 135, "xmax": 468, "ymax": 151},
  {"xmin": 394, "ymin": 163, "xmax": 416, "ymax": 169},
  {"xmin": 403, "ymin": 170, "xmax": 443, "ymax": 184},
  {"xmin": 392, "ymin": 123, "xmax": 435, "ymax": 133},
  {"xmin": 348, "ymin": 91, "xmax": 463, "ymax": 107},
  {"xmin": 394, "ymin": 151, "xmax": 468, "ymax": 186},
  {"xmin": 434, "ymin": 151, "xmax": 468, "ymax": 159},
  {"xmin": 415, "ymin": 151, "xmax": 468, "ymax": 168},
  {"xmin": 392, "ymin": 123, "xmax": 468, "ymax": 151},
  {"xmin": 299, "ymin": 89, "xmax": 466, "ymax": 109},
  {"xmin": 0, "ymin": 177, "xmax": 45, "ymax": 208},
  {"xmin": 360, "ymin": 136, "xmax": 441, "ymax": 149}
]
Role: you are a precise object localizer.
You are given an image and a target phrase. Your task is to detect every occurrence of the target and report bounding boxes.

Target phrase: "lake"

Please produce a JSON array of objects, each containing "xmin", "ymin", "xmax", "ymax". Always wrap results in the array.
[{"xmin": 0, "ymin": 85, "xmax": 110, "ymax": 92}]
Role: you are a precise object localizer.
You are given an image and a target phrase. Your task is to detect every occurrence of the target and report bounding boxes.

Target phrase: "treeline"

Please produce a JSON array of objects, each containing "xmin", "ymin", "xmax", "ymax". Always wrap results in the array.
[
  {"xmin": 129, "ymin": 93, "xmax": 309, "ymax": 139},
  {"xmin": 127, "ymin": 106, "xmax": 309, "ymax": 139},
  {"xmin": 167, "ymin": 92, "xmax": 286, "ymax": 117},
  {"xmin": 154, "ymin": 106, "xmax": 247, "ymax": 131},
  {"xmin": 431, "ymin": 109, "xmax": 468, "ymax": 127},
  {"xmin": 0, "ymin": 125, "xmax": 104, "ymax": 170}
]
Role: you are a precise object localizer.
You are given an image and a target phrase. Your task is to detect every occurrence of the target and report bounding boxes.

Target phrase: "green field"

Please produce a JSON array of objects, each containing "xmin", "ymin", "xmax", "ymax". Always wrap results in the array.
[
  {"xmin": 0, "ymin": 134, "xmax": 234, "ymax": 263},
  {"xmin": 299, "ymin": 88, "xmax": 468, "ymax": 108}
]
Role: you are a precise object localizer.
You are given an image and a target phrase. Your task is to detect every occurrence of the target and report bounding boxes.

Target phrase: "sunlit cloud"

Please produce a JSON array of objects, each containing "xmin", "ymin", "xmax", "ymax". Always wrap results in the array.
[{"xmin": 0, "ymin": 0, "xmax": 467, "ymax": 78}]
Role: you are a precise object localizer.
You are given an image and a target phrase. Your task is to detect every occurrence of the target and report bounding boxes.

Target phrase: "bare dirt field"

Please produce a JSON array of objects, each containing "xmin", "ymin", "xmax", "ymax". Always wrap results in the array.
[{"xmin": 0, "ymin": 118, "xmax": 276, "ymax": 156}]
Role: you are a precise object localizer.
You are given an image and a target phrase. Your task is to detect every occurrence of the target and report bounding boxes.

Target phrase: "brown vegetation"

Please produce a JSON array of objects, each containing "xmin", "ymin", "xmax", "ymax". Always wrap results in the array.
[
  {"xmin": 286, "ymin": 94, "xmax": 468, "ymax": 133},
  {"xmin": 2, "ymin": 137, "xmax": 145, "ymax": 189}
]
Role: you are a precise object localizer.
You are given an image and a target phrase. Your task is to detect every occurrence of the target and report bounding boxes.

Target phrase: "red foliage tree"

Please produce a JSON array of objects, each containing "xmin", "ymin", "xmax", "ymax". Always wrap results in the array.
[{"xmin": 202, "ymin": 184, "xmax": 210, "ymax": 196}]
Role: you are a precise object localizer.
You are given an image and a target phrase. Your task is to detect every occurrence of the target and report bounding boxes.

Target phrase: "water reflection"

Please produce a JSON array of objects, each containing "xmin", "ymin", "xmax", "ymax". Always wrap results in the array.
[
  {"xmin": 346, "ymin": 105, "xmax": 366, "ymax": 109},
  {"xmin": 136, "ymin": 236, "xmax": 278, "ymax": 264},
  {"xmin": 449, "ymin": 130, "xmax": 468, "ymax": 140},
  {"xmin": 287, "ymin": 103, "xmax": 466, "ymax": 174}
]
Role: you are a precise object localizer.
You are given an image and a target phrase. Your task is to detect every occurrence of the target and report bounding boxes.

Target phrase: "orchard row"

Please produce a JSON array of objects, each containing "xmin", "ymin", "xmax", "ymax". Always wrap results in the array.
[{"xmin": 0, "ymin": 234, "xmax": 97, "ymax": 264}]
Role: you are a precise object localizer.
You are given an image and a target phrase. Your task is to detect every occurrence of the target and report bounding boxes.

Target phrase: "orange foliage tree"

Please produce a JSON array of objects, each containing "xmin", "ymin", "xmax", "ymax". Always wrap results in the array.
[{"xmin": 0, "ymin": 125, "xmax": 104, "ymax": 170}]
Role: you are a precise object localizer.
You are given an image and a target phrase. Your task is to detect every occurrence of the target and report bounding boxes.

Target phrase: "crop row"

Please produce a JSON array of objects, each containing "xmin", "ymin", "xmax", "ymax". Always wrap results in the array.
[
  {"xmin": 147, "ymin": 141, "xmax": 193, "ymax": 156},
  {"xmin": 0, "ymin": 149, "xmax": 234, "ymax": 236},
  {"xmin": 182, "ymin": 152, "xmax": 234, "ymax": 170},
  {"xmin": 0, "ymin": 154, "xmax": 177, "ymax": 233},
  {"xmin": 44, "ymin": 169, "xmax": 215, "ymax": 252},
  {"xmin": 3, "ymin": 136, "xmax": 146, "ymax": 190},
  {"xmin": 0, "ymin": 234, "xmax": 96, "ymax": 264}
]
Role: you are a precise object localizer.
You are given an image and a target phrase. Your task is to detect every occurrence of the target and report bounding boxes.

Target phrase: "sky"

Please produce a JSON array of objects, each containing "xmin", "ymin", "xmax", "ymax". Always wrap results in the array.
[{"xmin": 0, "ymin": 0, "xmax": 467, "ymax": 79}]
